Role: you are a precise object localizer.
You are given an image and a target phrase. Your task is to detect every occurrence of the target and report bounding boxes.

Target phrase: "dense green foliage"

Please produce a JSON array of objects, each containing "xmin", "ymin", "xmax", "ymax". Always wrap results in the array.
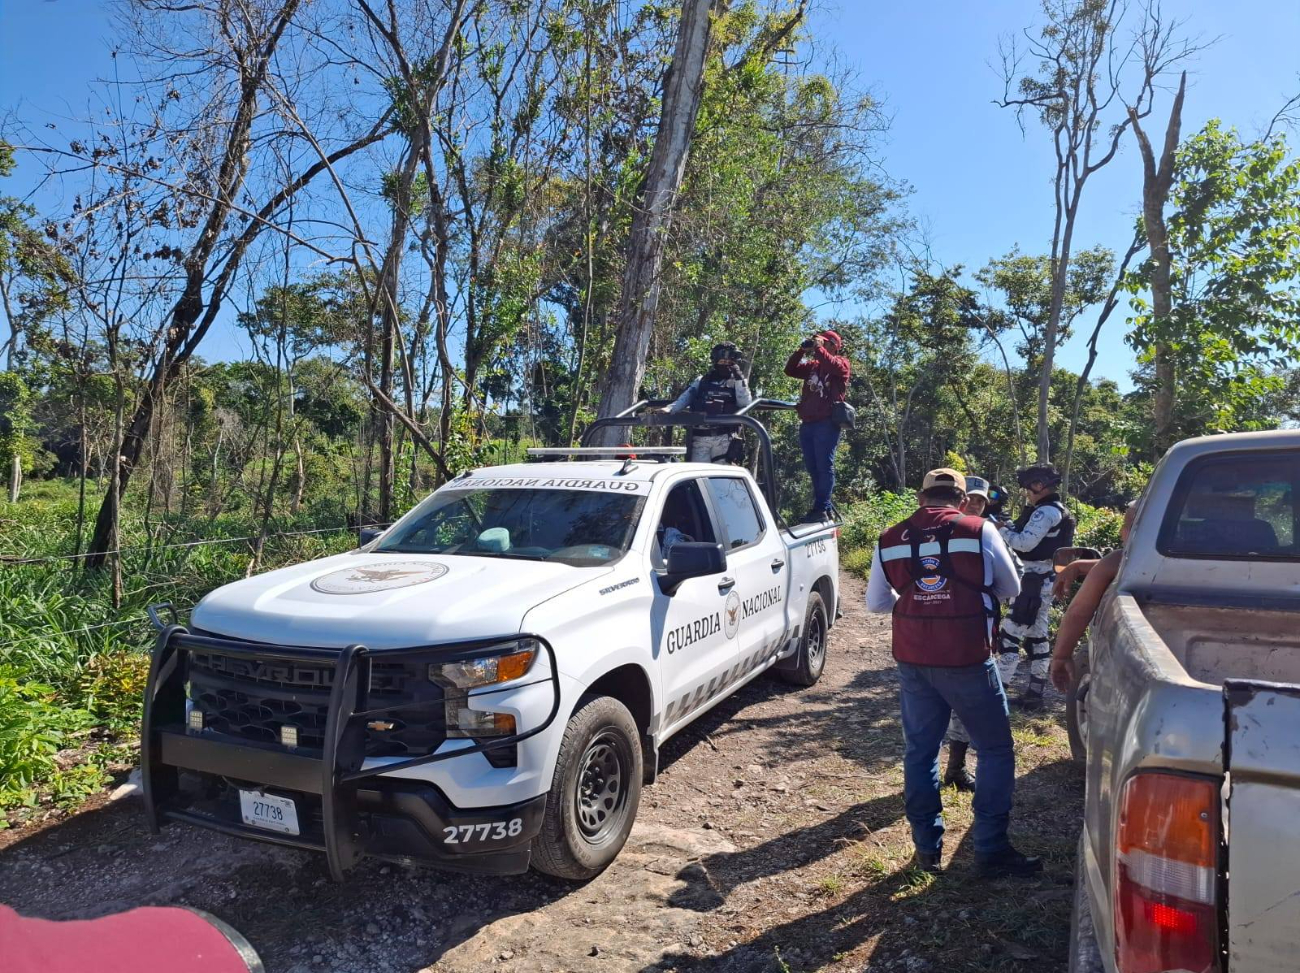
[
  {"xmin": 1127, "ymin": 121, "xmax": 1300, "ymax": 441},
  {"xmin": 0, "ymin": 481, "xmax": 377, "ymax": 821}
]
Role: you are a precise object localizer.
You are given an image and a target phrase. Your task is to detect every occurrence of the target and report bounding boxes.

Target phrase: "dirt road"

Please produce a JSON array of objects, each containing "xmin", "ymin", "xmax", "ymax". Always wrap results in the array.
[{"xmin": 0, "ymin": 573, "xmax": 1082, "ymax": 972}]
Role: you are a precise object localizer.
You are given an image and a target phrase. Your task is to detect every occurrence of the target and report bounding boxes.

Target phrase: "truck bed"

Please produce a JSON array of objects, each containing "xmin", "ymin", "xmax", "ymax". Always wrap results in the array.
[{"xmin": 1143, "ymin": 602, "xmax": 1300, "ymax": 686}]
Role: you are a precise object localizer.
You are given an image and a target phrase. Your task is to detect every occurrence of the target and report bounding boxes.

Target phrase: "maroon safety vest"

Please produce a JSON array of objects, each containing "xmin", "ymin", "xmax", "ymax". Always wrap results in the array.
[{"xmin": 878, "ymin": 506, "xmax": 993, "ymax": 667}]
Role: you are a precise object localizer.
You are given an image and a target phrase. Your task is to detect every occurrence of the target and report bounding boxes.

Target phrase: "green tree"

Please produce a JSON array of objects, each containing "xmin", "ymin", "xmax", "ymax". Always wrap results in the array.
[
  {"xmin": 0, "ymin": 371, "xmax": 34, "ymax": 501},
  {"xmin": 1125, "ymin": 121, "xmax": 1300, "ymax": 444}
]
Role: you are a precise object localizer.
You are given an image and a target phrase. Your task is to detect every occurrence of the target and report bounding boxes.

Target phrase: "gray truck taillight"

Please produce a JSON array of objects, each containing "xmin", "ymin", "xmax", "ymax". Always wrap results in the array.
[{"xmin": 1114, "ymin": 772, "xmax": 1221, "ymax": 973}]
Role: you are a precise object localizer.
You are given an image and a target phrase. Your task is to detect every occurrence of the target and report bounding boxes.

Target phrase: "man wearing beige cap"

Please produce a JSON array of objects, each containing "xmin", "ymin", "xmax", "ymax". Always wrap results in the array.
[{"xmin": 866, "ymin": 468, "xmax": 1041, "ymax": 877}]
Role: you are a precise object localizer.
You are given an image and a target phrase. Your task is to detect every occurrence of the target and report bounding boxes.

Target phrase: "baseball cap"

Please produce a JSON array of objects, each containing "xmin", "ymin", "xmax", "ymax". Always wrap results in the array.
[
  {"xmin": 921, "ymin": 468, "xmax": 966, "ymax": 492},
  {"xmin": 964, "ymin": 475, "xmax": 990, "ymax": 498}
]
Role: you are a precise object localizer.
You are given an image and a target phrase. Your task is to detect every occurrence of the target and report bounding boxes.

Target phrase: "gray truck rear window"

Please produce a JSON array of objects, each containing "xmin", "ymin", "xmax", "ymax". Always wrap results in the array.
[{"xmin": 1159, "ymin": 451, "xmax": 1298, "ymax": 559}]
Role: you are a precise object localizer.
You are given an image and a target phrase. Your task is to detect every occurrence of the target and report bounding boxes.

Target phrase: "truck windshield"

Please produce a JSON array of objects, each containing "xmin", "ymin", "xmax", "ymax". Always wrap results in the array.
[{"xmin": 375, "ymin": 488, "xmax": 644, "ymax": 566}]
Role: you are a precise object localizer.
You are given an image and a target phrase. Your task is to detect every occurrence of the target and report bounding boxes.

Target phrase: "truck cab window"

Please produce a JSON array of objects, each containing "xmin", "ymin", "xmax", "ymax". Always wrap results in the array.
[
  {"xmin": 1160, "ymin": 452, "xmax": 1298, "ymax": 558},
  {"xmin": 656, "ymin": 481, "xmax": 716, "ymax": 563},
  {"xmin": 707, "ymin": 477, "xmax": 764, "ymax": 549}
]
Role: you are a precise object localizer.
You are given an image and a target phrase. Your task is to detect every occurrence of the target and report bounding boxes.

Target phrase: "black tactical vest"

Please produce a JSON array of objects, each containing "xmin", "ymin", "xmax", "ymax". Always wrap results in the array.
[
  {"xmin": 691, "ymin": 374, "xmax": 739, "ymax": 436},
  {"xmin": 1013, "ymin": 495, "xmax": 1076, "ymax": 563}
]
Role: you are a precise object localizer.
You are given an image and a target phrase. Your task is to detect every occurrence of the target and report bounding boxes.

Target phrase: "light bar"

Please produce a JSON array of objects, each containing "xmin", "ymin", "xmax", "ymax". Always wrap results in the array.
[{"xmin": 525, "ymin": 447, "xmax": 685, "ymax": 457}]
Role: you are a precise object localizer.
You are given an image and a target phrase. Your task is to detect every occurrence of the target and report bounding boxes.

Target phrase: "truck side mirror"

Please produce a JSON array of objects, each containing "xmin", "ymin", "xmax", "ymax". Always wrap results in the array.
[
  {"xmin": 1053, "ymin": 546, "xmax": 1101, "ymax": 571},
  {"xmin": 661, "ymin": 542, "xmax": 727, "ymax": 595},
  {"xmin": 358, "ymin": 526, "xmax": 383, "ymax": 548}
]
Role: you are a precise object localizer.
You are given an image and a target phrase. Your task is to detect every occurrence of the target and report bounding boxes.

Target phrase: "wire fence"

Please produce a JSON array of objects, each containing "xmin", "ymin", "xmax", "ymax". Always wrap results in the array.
[
  {"xmin": 1, "ymin": 521, "xmax": 391, "ymax": 567},
  {"xmin": 2, "ymin": 614, "xmax": 159, "ymax": 648},
  {"xmin": 1, "ymin": 520, "xmax": 392, "ymax": 648}
]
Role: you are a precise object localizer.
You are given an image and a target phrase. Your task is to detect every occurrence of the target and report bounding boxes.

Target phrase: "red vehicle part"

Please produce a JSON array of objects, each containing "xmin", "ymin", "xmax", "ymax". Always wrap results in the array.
[{"xmin": 0, "ymin": 904, "xmax": 263, "ymax": 973}]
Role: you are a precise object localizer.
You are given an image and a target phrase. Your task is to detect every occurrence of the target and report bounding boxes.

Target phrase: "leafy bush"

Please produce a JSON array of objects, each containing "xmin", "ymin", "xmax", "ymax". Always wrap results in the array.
[
  {"xmin": 0, "ymin": 672, "xmax": 96, "ymax": 811},
  {"xmin": 1072, "ymin": 500, "xmax": 1125, "ymax": 551},
  {"xmin": 839, "ymin": 492, "xmax": 915, "ymax": 553},
  {"xmin": 841, "ymin": 546, "xmax": 873, "ymax": 579}
]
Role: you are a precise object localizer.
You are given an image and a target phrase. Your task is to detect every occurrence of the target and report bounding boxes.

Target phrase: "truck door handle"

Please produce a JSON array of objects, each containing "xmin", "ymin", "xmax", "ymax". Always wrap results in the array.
[
  {"xmin": 717, "ymin": 577, "xmax": 736, "ymax": 593},
  {"xmin": 770, "ymin": 558, "xmax": 785, "ymax": 572}
]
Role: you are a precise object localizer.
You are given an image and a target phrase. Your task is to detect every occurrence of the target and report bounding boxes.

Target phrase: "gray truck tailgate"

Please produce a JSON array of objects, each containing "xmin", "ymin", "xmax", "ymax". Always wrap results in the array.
[{"xmin": 1225, "ymin": 680, "xmax": 1300, "ymax": 972}]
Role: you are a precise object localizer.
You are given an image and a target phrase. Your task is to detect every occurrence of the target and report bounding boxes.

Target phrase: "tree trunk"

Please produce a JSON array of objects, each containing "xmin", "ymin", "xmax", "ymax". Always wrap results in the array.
[
  {"xmin": 376, "ymin": 146, "xmax": 420, "ymax": 522},
  {"xmin": 591, "ymin": 0, "xmax": 715, "ymax": 444},
  {"xmin": 1037, "ymin": 200, "xmax": 1077, "ymax": 463},
  {"xmin": 1131, "ymin": 73, "xmax": 1187, "ymax": 455},
  {"xmin": 8, "ymin": 453, "xmax": 19, "ymax": 503},
  {"xmin": 1062, "ymin": 234, "xmax": 1145, "ymax": 497}
]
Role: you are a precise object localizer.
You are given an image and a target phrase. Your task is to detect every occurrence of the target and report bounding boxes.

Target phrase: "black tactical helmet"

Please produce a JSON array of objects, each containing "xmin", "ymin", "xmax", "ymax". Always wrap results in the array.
[
  {"xmin": 711, "ymin": 342, "xmax": 739, "ymax": 364},
  {"xmin": 1015, "ymin": 464, "xmax": 1063, "ymax": 489}
]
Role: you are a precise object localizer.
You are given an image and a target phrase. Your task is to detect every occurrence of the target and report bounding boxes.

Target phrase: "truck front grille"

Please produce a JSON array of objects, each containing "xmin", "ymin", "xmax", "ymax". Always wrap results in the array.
[{"xmin": 186, "ymin": 642, "xmax": 446, "ymax": 758}]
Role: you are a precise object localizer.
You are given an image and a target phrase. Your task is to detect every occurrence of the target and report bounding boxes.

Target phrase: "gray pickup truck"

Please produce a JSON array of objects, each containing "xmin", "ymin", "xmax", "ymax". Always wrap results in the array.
[{"xmin": 1071, "ymin": 429, "xmax": 1300, "ymax": 973}]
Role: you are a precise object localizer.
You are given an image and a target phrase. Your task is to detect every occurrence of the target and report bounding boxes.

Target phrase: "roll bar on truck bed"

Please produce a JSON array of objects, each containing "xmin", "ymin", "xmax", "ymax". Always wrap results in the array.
[{"xmin": 580, "ymin": 397, "xmax": 798, "ymax": 517}]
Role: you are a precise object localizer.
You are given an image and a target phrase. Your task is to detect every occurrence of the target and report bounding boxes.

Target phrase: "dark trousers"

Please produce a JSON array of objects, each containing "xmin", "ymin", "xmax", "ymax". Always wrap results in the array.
[
  {"xmin": 798, "ymin": 419, "xmax": 841, "ymax": 513},
  {"xmin": 896, "ymin": 658, "xmax": 1015, "ymax": 856}
]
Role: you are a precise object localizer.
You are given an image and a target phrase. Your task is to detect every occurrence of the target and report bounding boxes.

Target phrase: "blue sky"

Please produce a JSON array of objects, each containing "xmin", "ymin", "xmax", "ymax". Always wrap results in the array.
[{"xmin": 3, "ymin": 0, "xmax": 1299, "ymax": 389}]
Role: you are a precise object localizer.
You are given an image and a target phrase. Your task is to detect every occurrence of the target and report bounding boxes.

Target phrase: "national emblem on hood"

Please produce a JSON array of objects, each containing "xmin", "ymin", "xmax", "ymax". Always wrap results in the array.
[{"xmin": 310, "ymin": 560, "xmax": 449, "ymax": 595}]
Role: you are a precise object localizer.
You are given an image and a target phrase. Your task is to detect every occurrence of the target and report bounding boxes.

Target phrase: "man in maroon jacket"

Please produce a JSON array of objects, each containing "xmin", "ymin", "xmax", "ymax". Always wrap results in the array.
[{"xmin": 783, "ymin": 329, "xmax": 851, "ymax": 522}]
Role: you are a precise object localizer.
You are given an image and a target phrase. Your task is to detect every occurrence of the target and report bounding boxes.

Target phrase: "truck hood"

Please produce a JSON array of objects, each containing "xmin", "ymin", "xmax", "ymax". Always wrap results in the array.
[{"xmin": 190, "ymin": 551, "xmax": 608, "ymax": 648}]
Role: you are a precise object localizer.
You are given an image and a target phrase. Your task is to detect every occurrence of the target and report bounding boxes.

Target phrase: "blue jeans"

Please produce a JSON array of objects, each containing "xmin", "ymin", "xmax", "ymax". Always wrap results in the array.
[
  {"xmin": 798, "ymin": 419, "xmax": 841, "ymax": 513},
  {"xmin": 896, "ymin": 658, "xmax": 1015, "ymax": 857}
]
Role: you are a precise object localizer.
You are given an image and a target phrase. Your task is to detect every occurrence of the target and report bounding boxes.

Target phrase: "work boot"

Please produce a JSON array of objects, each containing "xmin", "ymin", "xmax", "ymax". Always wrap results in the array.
[
  {"xmin": 943, "ymin": 741, "xmax": 975, "ymax": 792},
  {"xmin": 1012, "ymin": 676, "xmax": 1047, "ymax": 712},
  {"xmin": 910, "ymin": 848, "xmax": 943, "ymax": 874},
  {"xmin": 974, "ymin": 845, "xmax": 1043, "ymax": 879},
  {"xmin": 799, "ymin": 508, "xmax": 823, "ymax": 524}
]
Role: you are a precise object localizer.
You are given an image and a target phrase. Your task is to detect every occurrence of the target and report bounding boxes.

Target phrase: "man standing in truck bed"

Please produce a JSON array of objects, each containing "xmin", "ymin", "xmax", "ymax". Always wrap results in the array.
[
  {"xmin": 783, "ymin": 330, "xmax": 850, "ymax": 523},
  {"xmin": 865, "ymin": 468, "xmax": 1041, "ymax": 877}
]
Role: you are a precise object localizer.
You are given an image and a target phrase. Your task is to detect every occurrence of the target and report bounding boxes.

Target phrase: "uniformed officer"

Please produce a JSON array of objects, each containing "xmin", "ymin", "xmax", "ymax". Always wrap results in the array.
[
  {"xmin": 996, "ymin": 464, "xmax": 1076, "ymax": 711},
  {"xmin": 660, "ymin": 342, "xmax": 752, "ymax": 463},
  {"xmin": 866, "ymin": 469, "xmax": 1041, "ymax": 877}
]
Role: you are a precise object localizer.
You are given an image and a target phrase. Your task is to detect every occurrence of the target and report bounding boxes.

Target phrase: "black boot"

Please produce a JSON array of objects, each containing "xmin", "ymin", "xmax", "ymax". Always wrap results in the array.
[
  {"xmin": 975, "ymin": 845, "xmax": 1043, "ymax": 878},
  {"xmin": 943, "ymin": 741, "xmax": 975, "ymax": 792},
  {"xmin": 910, "ymin": 847, "xmax": 943, "ymax": 874},
  {"xmin": 1013, "ymin": 676, "xmax": 1047, "ymax": 712}
]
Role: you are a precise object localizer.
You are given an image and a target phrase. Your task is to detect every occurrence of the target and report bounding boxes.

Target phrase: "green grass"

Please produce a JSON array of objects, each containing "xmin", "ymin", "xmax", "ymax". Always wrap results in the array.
[{"xmin": 0, "ymin": 480, "xmax": 370, "ymax": 824}]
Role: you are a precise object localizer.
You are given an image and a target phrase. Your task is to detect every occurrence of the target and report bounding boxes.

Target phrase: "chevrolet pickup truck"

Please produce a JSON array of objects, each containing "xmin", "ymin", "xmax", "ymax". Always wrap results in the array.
[
  {"xmin": 141, "ymin": 406, "xmax": 839, "ymax": 880},
  {"xmin": 1070, "ymin": 429, "xmax": 1300, "ymax": 973}
]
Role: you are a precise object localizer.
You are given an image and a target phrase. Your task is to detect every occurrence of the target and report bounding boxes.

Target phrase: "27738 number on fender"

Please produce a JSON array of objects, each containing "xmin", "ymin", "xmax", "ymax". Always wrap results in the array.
[{"xmin": 442, "ymin": 818, "xmax": 524, "ymax": 845}]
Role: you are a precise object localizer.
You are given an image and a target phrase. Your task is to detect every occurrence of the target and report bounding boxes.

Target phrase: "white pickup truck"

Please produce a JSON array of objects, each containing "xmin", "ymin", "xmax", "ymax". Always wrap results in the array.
[{"xmin": 141, "ymin": 409, "xmax": 839, "ymax": 881}]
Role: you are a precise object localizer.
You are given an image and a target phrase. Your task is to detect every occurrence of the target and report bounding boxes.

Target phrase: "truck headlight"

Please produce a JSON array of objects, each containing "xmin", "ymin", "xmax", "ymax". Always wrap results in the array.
[
  {"xmin": 428, "ymin": 639, "xmax": 538, "ymax": 690},
  {"xmin": 428, "ymin": 639, "xmax": 538, "ymax": 738}
]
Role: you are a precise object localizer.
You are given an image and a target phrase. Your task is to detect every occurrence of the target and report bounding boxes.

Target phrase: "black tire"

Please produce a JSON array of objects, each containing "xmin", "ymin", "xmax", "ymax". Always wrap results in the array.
[
  {"xmin": 779, "ymin": 591, "xmax": 828, "ymax": 687},
  {"xmin": 531, "ymin": 694, "xmax": 643, "ymax": 880},
  {"xmin": 1069, "ymin": 832, "xmax": 1105, "ymax": 973},
  {"xmin": 1065, "ymin": 641, "xmax": 1091, "ymax": 764}
]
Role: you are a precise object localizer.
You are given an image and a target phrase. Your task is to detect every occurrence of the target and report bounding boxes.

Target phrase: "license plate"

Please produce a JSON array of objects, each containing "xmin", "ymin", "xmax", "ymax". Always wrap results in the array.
[{"xmin": 239, "ymin": 789, "xmax": 300, "ymax": 836}]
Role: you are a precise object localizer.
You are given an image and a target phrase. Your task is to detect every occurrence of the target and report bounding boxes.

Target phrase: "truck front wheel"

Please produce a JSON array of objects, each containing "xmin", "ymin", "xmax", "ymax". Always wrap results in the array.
[
  {"xmin": 531, "ymin": 694, "xmax": 643, "ymax": 880},
  {"xmin": 779, "ymin": 591, "xmax": 828, "ymax": 687}
]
